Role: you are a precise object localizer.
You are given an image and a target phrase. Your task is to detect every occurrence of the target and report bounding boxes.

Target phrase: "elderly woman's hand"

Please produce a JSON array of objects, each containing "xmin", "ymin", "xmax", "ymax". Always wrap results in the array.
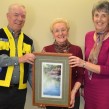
[
  {"xmin": 38, "ymin": 104, "xmax": 46, "ymax": 108},
  {"xmin": 69, "ymin": 56, "xmax": 84, "ymax": 68},
  {"xmin": 69, "ymin": 91, "xmax": 76, "ymax": 108}
]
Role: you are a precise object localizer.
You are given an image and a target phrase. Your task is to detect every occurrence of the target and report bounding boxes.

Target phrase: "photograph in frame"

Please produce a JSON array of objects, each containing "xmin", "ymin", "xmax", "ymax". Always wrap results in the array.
[{"xmin": 32, "ymin": 52, "xmax": 72, "ymax": 107}]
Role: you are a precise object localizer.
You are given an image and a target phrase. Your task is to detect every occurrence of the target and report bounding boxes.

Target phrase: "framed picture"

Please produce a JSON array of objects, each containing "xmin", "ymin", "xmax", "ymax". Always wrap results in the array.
[{"xmin": 32, "ymin": 52, "xmax": 72, "ymax": 107}]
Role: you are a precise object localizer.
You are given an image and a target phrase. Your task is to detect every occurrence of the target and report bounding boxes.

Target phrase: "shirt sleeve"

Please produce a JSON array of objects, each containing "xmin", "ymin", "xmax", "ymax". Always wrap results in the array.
[
  {"xmin": 100, "ymin": 52, "xmax": 109, "ymax": 75},
  {"xmin": 27, "ymin": 64, "xmax": 32, "ymax": 87},
  {"xmin": 0, "ymin": 54, "xmax": 19, "ymax": 67},
  {"xmin": 76, "ymin": 47, "xmax": 84, "ymax": 84},
  {"xmin": 28, "ymin": 44, "xmax": 35, "ymax": 87}
]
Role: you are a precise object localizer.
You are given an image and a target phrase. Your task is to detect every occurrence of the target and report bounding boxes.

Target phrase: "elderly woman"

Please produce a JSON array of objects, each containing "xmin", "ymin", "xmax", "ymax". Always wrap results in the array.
[
  {"xmin": 69, "ymin": 1, "xmax": 109, "ymax": 109},
  {"xmin": 42, "ymin": 18, "xmax": 84, "ymax": 109}
]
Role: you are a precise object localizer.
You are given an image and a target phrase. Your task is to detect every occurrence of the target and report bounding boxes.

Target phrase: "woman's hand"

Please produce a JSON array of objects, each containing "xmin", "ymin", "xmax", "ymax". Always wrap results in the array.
[
  {"xmin": 38, "ymin": 104, "xmax": 46, "ymax": 108},
  {"xmin": 69, "ymin": 56, "xmax": 84, "ymax": 68},
  {"xmin": 69, "ymin": 91, "xmax": 76, "ymax": 108}
]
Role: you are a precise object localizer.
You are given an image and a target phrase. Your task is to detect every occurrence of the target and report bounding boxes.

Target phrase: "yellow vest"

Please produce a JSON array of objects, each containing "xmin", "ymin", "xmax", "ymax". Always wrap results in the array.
[{"xmin": 0, "ymin": 27, "xmax": 32, "ymax": 89}]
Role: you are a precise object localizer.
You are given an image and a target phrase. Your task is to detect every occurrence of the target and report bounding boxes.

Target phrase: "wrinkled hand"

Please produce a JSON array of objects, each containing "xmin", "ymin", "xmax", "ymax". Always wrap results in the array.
[
  {"xmin": 69, "ymin": 56, "xmax": 83, "ymax": 67},
  {"xmin": 38, "ymin": 104, "xmax": 46, "ymax": 108},
  {"xmin": 19, "ymin": 53, "xmax": 36, "ymax": 64},
  {"xmin": 69, "ymin": 92, "xmax": 75, "ymax": 108}
]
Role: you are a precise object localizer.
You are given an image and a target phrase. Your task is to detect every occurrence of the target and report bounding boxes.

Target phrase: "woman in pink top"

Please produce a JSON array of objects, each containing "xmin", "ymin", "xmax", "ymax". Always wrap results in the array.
[{"xmin": 69, "ymin": 1, "xmax": 109, "ymax": 109}]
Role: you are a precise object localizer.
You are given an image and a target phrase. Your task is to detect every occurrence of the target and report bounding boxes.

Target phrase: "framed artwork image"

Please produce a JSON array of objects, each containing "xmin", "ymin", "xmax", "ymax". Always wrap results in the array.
[{"xmin": 32, "ymin": 52, "xmax": 72, "ymax": 107}]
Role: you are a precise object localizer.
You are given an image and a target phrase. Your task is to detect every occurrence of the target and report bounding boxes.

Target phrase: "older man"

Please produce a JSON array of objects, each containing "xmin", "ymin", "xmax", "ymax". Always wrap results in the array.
[{"xmin": 0, "ymin": 3, "xmax": 35, "ymax": 109}]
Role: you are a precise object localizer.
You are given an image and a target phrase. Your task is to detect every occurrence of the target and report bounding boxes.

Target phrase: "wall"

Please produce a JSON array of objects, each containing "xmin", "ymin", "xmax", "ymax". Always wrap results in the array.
[
  {"xmin": 0, "ymin": 0, "xmax": 98, "ymax": 51},
  {"xmin": 0, "ymin": 0, "xmax": 105, "ymax": 109}
]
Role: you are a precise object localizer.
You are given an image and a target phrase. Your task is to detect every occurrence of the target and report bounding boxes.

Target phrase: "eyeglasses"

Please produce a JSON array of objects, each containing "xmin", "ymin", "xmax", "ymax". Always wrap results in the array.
[{"xmin": 52, "ymin": 28, "xmax": 68, "ymax": 33}]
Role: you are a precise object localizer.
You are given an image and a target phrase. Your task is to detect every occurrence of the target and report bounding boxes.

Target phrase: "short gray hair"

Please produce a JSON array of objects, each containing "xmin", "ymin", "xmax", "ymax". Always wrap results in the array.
[
  {"xmin": 8, "ymin": 3, "xmax": 26, "ymax": 13},
  {"xmin": 92, "ymin": 0, "xmax": 109, "ymax": 16}
]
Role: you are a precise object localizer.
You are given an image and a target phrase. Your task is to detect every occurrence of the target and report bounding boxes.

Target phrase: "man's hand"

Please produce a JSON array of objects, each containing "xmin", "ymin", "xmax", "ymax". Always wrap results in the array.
[{"xmin": 18, "ymin": 53, "xmax": 36, "ymax": 64}]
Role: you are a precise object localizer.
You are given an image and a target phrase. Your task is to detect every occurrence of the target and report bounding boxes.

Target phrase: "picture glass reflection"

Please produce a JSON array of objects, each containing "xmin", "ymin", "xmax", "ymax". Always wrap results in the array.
[{"xmin": 41, "ymin": 62, "xmax": 63, "ymax": 98}]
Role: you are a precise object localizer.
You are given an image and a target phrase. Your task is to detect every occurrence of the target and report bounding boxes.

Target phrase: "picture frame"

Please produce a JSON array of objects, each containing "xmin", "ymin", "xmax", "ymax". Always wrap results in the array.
[{"xmin": 32, "ymin": 52, "xmax": 72, "ymax": 107}]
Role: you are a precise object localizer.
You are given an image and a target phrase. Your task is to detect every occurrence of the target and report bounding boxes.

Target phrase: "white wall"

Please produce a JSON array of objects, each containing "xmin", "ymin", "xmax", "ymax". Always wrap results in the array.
[{"xmin": 0, "ymin": 0, "xmax": 106, "ymax": 109}]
